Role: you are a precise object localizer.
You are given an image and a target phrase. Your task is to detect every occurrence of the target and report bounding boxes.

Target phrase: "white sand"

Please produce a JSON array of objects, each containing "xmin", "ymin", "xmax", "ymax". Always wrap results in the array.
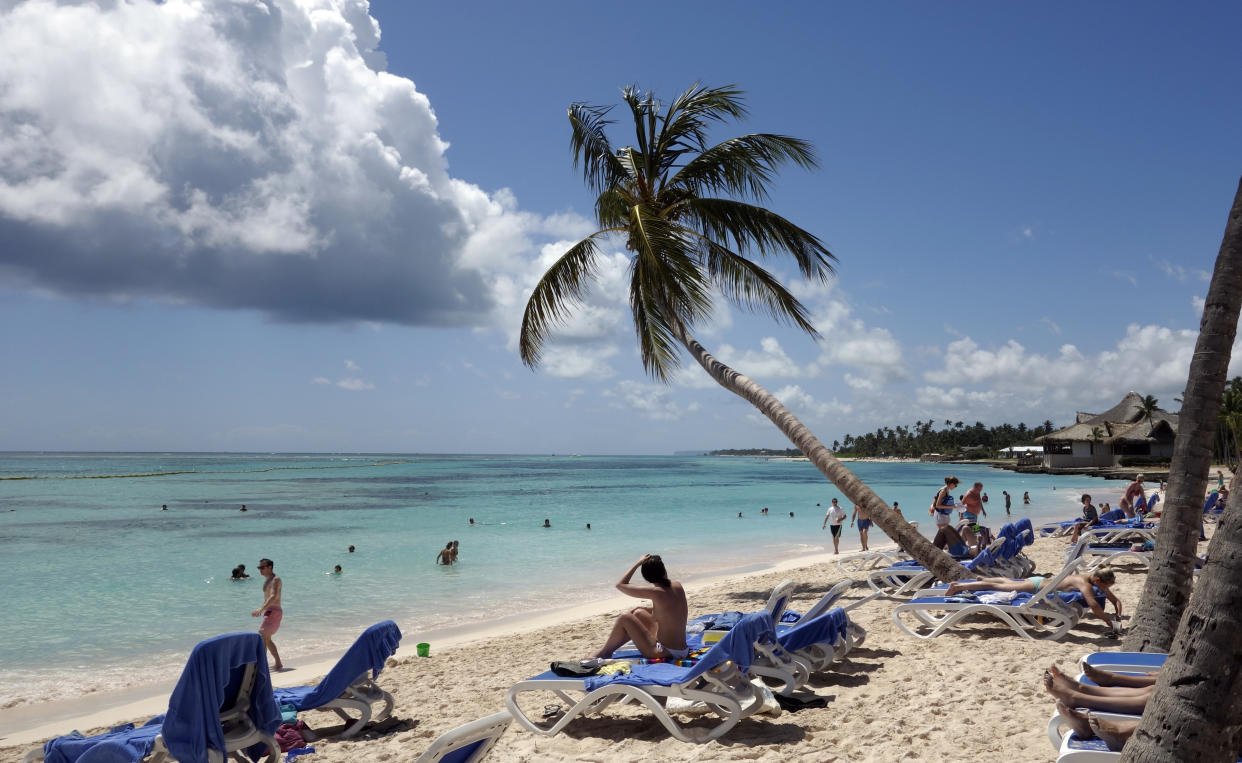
[{"xmin": 0, "ymin": 533, "xmax": 1167, "ymax": 763}]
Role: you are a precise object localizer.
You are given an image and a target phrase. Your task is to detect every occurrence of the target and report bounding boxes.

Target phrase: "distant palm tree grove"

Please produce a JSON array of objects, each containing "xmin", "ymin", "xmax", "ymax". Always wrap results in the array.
[{"xmin": 713, "ymin": 419, "xmax": 1060, "ymax": 458}]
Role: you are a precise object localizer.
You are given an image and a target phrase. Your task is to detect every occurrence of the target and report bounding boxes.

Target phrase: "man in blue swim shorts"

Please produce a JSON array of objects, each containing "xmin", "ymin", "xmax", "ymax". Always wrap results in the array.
[{"xmin": 850, "ymin": 503, "xmax": 872, "ymax": 551}]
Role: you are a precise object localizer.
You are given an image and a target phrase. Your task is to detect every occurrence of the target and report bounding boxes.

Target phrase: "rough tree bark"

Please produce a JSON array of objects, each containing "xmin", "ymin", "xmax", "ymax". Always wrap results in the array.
[
  {"xmin": 1120, "ymin": 176, "xmax": 1242, "ymax": 761},
  {"xmin": 1124, "ymin": 176, "xmax": 1242, "ymax": 654},
  {"xmin": 1121, "ymin": 488, "xmax": 1242, "ymax": 761}
]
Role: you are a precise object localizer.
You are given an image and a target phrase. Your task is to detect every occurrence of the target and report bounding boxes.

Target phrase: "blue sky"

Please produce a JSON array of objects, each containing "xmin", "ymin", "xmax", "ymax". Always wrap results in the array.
[{"xmin": 0, "ymin": 0, "xmax": 1239, "ymax": 454}]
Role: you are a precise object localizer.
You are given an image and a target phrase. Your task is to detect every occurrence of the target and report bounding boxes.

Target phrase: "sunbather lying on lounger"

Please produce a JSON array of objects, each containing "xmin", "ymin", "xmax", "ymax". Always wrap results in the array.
[
  {"xmin": 588, "ymin": 554, "xmax": 689, "ymax": 661},
  {"xmin": 1045, "ymin": 663, "xmax": 1155, "ymax": 750},
  {"xmin": 1047, "ymin": 662, "xmax": 1239, "ymax": 753},
  {"xmin": 944, "ymin": 568, "xmax": 1121, "ymax": 623}
]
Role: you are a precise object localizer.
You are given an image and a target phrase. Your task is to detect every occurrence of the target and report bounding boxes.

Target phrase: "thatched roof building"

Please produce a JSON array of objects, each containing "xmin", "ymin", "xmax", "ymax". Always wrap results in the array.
[{"xmin": 1035, "ymin": 391, "xmax": 1177, "ymax": 467}]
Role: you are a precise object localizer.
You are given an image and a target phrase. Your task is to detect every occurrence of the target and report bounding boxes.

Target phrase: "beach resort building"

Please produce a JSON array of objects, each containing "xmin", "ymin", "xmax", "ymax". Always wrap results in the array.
[{"xmin": 1035, "ymin": 391, "xmax": 1178, "ymax": 468}]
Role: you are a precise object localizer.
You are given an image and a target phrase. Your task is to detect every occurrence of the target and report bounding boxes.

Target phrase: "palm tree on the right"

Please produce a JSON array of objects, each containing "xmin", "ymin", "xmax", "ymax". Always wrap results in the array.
[{"xmin": 519, "ymin": 83, "xmax": 966, "ymax": 581}]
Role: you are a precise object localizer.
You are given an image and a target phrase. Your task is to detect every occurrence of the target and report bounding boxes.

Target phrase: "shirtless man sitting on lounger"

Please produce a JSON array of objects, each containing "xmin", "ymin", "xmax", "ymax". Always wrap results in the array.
[
  {"xmin": 588, "ymin": 554, "xmax": 689, "ymax": 661},
  {"xmin": 944, "ymin": 568, "xmax": 1121, "ymax": 623}
]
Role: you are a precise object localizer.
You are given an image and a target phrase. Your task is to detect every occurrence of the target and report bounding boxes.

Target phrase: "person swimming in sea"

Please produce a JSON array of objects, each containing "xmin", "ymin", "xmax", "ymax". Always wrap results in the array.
[{"xmin": 231, "ymin": 564, "xmax": 250, "ymax": 580}]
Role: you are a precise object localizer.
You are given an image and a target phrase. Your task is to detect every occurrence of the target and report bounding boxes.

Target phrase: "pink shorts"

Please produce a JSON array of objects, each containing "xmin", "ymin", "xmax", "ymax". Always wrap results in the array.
[{"xmin": 259, "ymin": 606, "xmax": 283, "ymax": 635}]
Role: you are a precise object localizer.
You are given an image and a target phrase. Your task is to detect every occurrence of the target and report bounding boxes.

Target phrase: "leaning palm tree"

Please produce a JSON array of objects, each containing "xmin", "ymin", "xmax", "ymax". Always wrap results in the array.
[{"xmin": 520, "ymin": 83, "xmax": 966, "ymax": 582}]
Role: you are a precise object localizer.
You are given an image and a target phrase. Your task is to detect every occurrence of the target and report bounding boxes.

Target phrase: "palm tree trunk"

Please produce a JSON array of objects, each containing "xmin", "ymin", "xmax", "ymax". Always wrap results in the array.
[
  {"xmin": 1120, "ymin": 490, "xmax": 1242, "ymax": 761},
  {"xmin": 668, "ymin": 319, "xmax": 970, "ymax": 583},
  {"xmin": 1120, "ymin": 176, "xmax": 1242, "ymax": 760},
  {"xmin": 1124, "ymin": 175, "xmax": 1242, "ymax": 654}
]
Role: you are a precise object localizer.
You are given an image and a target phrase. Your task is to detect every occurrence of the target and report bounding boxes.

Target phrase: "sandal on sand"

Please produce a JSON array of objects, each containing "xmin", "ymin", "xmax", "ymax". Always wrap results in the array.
[{"xmin": 542, "ymin": 704, "xmax": 563, "ymax": 719}]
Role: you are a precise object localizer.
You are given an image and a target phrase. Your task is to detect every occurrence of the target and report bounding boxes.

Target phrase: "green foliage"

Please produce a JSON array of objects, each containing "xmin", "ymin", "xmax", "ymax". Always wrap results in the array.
[
  {"xmin": 830, "ymin": 419, "xmax": 1058, "ymax": 458},
  {"xmin": 520, "ymin": 83, "xmax": 834, "ymax": 381},
  {"xmin": 1217, "ymin": 376, "xmax": 1242, "ymax": 466}
]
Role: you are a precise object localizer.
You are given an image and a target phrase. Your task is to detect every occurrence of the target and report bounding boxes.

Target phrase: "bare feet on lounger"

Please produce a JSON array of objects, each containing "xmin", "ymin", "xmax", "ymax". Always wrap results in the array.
[
  {"xmin": 1088, "ymin": 713, "xmax": 1139, "ymax": 751},
  {"xmin": 1056, "ymin": 701, "xmax": 1094, "ymax": 739}
]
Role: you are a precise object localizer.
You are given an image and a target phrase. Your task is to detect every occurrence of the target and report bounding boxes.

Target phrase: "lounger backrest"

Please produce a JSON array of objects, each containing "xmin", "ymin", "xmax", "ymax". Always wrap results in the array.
[
  {"xmin": 764, "ymin": 580, "xmax": 797, "ymax": 623},
  {"xmin": 680, "ymin": 612, "xmax": 776, "ymax": 681},
  {"xmin": 777, "ymin": 607, "xmax": 849, "ymax": 653},
  {"xmin": 415, "ymin": 711, "xmax": 512, "ymax": 763},
  {"xmin": 802, "ymin": 579, "xmax": 856, "ymax": 621},
  {"xmin": 1099, "ymin": 509, "xmax": 1126, "ymax": 523},
  {"xmin": 162, "ymin": 632, "xmax": 281, "ymax": 763},
  {"xmin": 289, "ymin": 620, "xmax": 402, "ymax": 710}
]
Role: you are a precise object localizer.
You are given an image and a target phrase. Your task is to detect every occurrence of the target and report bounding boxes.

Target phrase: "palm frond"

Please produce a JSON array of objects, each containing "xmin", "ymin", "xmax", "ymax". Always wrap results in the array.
[
  {"xmin": 669, "ymin": 134, "xmax": 818, "ymax": 201},
  {"xmin": 656, "ymin": 83, "xmax": 748, "ymax": 156},
  {"xmin": 519, "ymin": 231, "xmax": 614, "ymax": 367},
  {"xmin": 696, "ymin": 236, "xmax": 820, "ymax": 337},
  {"xmin": 630, "ymin": 257, "xmax": 681, "ymax": 382},
  {"xmin": 678, "ymin": 197, "xmax": 836, "ymax": 281},
  {"xmin": 620, "ymin": 86, "xmax": 656, "ymax": 183},
  {"xmin": 568, "ymin": 103, "xmax": 628, "ymax": 197},
  {"xmin": 595, "ymin": 187, "xmax": 632, "ymax": 229}
]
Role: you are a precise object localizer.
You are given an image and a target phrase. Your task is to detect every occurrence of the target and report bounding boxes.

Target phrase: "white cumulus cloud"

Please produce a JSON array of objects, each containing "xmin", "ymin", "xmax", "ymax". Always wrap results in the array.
[{"xmin": 0, "ymin": 0, "xmax": 577, "ymax": 326}]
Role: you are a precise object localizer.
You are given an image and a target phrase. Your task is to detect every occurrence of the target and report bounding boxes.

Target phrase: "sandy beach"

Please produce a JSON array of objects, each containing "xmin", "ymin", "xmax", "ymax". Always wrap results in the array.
[{"xmin": 2, "ymin": 524, "xmax": 1179, "ymax": 763}]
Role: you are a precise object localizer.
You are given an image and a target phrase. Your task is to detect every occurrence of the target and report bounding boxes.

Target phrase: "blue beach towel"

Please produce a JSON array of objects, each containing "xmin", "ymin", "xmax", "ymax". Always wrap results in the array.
[
  {"xmin": 582, "ymin": 612, "xmax": 774, "ymax": 690},
  {"xmin": 777, "ymin": 607, "xmax": 847, "ymax": 653},
  {"xmin": 274, "ymin": 620, "xmax": 402, "ymax": 710},
  {"xmin": 43, "ymin": 718, "xmax": 164, "ymax": 763},
  {"xmin": 161, "ymin": 632, "xmax": 281, "ymax": 763}
]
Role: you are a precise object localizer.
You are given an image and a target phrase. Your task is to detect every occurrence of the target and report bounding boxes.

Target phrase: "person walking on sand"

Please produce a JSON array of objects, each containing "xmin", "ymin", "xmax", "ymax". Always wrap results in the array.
[
  {"xmin": 251, "ymin": 558, "xmax": 283, "ymax": 671},
  {"xmin": 822, "ymin": 498, "xmax": 848, "ymax": 554},
  {"xmin": 588, "ymin": 554, "xmax": 688, "ymax": 661},
  {"xmin": 850, "ymin": 503, "xmax": 871, "ymax": 551}
]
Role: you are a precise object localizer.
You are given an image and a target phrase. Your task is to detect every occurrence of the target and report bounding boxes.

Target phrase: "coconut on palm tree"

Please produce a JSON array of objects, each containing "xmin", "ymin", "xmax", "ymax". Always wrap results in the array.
[{"xmin": 519, "ymin": 83, "xmax": 966, "ymax": 581}]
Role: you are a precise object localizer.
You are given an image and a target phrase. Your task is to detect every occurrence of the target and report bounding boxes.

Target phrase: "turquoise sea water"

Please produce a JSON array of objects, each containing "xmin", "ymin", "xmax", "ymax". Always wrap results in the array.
[{"xmin": 0, "ymin": 453, "xmax": 1125, "ymax": 707}]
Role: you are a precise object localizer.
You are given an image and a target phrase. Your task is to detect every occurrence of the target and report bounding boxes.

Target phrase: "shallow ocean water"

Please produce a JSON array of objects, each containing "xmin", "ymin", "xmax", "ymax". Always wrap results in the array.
[{"xmin": 0, "ymin": 452, "xmax": 1121, "ymax": 706}]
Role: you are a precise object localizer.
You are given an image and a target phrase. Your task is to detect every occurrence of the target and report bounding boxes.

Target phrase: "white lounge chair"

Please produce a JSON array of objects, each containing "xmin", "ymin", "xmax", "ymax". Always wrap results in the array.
[
  {"xmin": 836, "ymin": 548, "xmax": 908, "ymax": 574},
  {"xmin": 273, "ymin": 620, "xmax": 401, "ymax": 739},
  {"xmin": 414, "ymin": 712, "xmax": 512, "ymax": 763},
  {"xmin": 891, "ymin": 558, "xmax": 1097, "ymax": 641},
  {"xmin": 505, "ymin": 612, "xmax": 777, "ymax": 743},
  {"xmin": 24, "ymin": 633, "xmax": 281, "ymax": 763}
]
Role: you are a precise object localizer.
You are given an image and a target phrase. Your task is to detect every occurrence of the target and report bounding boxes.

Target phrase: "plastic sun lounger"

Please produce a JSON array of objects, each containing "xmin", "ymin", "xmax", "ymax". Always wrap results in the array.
[
  {"xmin": 836, "ymin": 548, "xmax": 909, "ymax": 574},
  {"xmin": 273, "ymin": 620, "xmax": 402, "ymax": 739},
  {"xmin": 866, "ymin": 537, "xmax": 1005, "ymax": 598},
  {"xmin": 891, "ymin": 558, "xmax": 1097, "ymax": 641},
  {"xmin": 25, "ymin": 633, "xmax": 281, "ymax": 763},
  {"xmin": 1065, "ymin": 536, "xmax": 1154, "ymax": 572},
  {"xmin": 1056, "ymin": 731, "xmax": 1242, "ymax": 762},
  {"xmin": 505, "ymin": 612, "xmax": 777, "ymax": 744},
  {"xmin": 1078, "ymin": 651, "xmax": 1167, "ymax": 674},
  {"xmin": 778, "ymin": 578, "xmax": 858, "ymax": 624},
  {"xmin": 778, "ymin": 606, "xmax": 866, "ymax": 674},
  {"xmin": 414, "ymin": 712, "xmax": 512, "ymax": 763}
]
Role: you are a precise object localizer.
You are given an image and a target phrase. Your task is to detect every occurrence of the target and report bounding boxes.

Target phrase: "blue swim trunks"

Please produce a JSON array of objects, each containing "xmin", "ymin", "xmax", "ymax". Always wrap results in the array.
[{"xmin": 857, "ymin": 519, "xmax": 872, "ymax": 531}]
